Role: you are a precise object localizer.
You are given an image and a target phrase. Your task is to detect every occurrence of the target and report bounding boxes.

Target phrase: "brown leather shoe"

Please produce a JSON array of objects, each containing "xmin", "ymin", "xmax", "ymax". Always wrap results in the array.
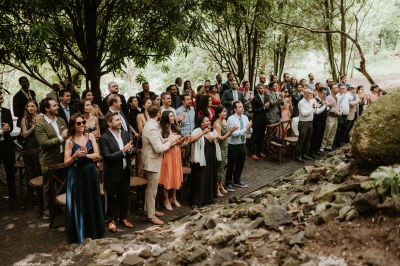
[
  {"xmin": 108, "ymin": 220, "xmax": 117, "ymax": 233},
  {"xmin": 147, "ymin": 217, "xmax": 164, "ymax": 225},
  {"xmin": 120, "ymin": 218, "xmax": 134, "ymax": 228},
  {"xmin": 155, "ymin": 211, "xmax": 165, "ymax": 217}
]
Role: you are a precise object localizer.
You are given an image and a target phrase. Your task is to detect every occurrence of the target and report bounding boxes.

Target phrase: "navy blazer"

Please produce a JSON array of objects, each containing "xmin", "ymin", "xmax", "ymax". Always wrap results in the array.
[
  {"xmin": 221, "ymin": 89, "xmax": 245, "ymax": 116},
  {"xmin": 58, "ymin": 104, "xmax": 78, "ymax": 125}
]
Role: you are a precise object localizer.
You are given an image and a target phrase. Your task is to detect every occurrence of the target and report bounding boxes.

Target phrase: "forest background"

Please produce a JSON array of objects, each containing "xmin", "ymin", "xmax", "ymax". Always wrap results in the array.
[{"xmin": 0, "ymin": 0, "xmax": 399, "ymax": 104}]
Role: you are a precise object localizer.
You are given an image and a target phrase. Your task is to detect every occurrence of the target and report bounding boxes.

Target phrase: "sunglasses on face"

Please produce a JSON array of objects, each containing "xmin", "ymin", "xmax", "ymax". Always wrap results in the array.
[{"xmin": 76, "ymin": 120, "xmax": 86, "ymax": 126}]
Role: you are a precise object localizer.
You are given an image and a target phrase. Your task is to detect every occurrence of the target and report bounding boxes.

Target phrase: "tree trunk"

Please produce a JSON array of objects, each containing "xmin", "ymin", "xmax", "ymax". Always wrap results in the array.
[
  {"xmin": 339, "ymin": 0, "xmax": 347, "ymax": 76},
  {"xmin": 324, "ymin": 0, "xmax": 338, "ymax": 82}
]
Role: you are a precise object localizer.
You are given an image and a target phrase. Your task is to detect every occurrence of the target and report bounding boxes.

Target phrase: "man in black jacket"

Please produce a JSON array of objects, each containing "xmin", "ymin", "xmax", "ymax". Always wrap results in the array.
[
  {"xmin": 290, "ymin": 83, "xmax": 304, "ymax": 136},
  {"xmin": 136, "ymin": 82, "xmax": 155, "ymax": 108},
  {"xmin": 101, "ymin": 81, "xmax": 128, "ymax": 115},
  {"xmin": 13, "ymin": 76, "xmax": 36, "ymax": 127},
  {"xmin": 99, "ymin": 112, "xmax": 135, "ymax": 233},
  {"xmin": 0, "ymin": 92, "xmax": 16, "ymax": 200},
  {"xmin": 221, "ymin": 80, "xmax": 245, "ymax": 116},
  {"xmin": 249, "ymin": 84, "xmax": 269, "ymax": 160},
  {"xmin": 310, "ymin": 87, "xmax": 328, "ymax": 156},
  {"xmin": 220, "ymin": 72, "xmax": 235, "ymax": 97},
  {"xmin": 58, "ymin": 89, "xmax": 78, "ymax": 125}
]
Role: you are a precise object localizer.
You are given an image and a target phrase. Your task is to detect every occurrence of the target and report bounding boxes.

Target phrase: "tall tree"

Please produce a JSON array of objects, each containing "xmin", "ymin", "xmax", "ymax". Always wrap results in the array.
[
  {"xmin": 195, "ymin": 0, "xmax": 273, "ymax": 88},
  {"xmin": 0, "ymin": 0, "xmax": 196, "ymax": 103}
]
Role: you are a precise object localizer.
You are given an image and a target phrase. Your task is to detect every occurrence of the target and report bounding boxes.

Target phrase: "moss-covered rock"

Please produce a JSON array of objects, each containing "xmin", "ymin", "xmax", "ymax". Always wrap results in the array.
[{"xmin": 350, "ymin": 90, "xmax": 400, "ymax": 168}]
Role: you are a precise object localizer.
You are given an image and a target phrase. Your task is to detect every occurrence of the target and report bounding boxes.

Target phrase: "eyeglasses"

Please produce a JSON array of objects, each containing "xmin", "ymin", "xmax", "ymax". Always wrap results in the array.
[{"xmin": 76, "ymin": 120, "xmax": 86, "ymax": 126}]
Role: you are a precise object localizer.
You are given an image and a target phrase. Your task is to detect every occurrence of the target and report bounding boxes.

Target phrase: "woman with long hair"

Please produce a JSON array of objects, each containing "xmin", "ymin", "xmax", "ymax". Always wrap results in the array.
[
  {"xmin": 127, "ymin": 96, "xmax": 141, "ymax": 137},
  {"xmin": 82, "ymin": 89, "xmax": 104, "ymax": 121},
  {"xmin": 213, "ymin": 106, "xmax": 237, "ymax": 197},
  {"xmin": 280, "ymin": 89, "xmax": 292, "ymax": 122},
  {"xmin": 190, "ymin": 115, "xmax": 219, "ymax": 207},
  {"xmin": 20, "ymin": 100, "xmax": 40, "ymax": 150},
  {"xmin": 196, "ymin": 95, "xmax": 214, "ymax": 126},
  {"xmin": 78, "ymin": 99, "xmax": 100, "ymax": 138},
  {"xmin": 137, "ymin": 98, "xmax": 152, "ymax": 134},
  {"xmin": 241, "ymin": 80, "xmax": 254, "ymax": 118},
  {"xmin": 64, "ymin": 113, "xmax": 104, "ymax": 243},
  {"xmin": 208, "ymin": 84, "xmax": 221, "ymax": 112},
  {"xmin": 159, "ymin": 111, "xmax": 184, "ymax": 210},
  {"xmin": 183, "ymin": 80, "xmax": 196, "ymax": 101}
]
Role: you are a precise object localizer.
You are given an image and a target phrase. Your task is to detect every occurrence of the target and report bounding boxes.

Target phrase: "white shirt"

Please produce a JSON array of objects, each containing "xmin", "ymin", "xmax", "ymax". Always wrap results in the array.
[
  {"xmin": 298, "ymin": 98, "xmax": 326, "ymax": 122},
  {"xmin": 227, "ymin": 113, "xmax": 251, "ymax": 145},
  {"xmin": 340, "ymin": 92, "xmax": 353, "ymax": 115},
  {"xmin": 160, "ymin": 106, "xmax": 176, "ymax": 116},
  {"xmin": 44, "ymin": 114, "xmax": 64, "ymax": 153},
  {"xmin": 232, "ymin": 90, "xmax": 238, "ymax": 101},
  {"xmin": 110, "ymin": 129, "xmax": 127, "ymax": 169}
]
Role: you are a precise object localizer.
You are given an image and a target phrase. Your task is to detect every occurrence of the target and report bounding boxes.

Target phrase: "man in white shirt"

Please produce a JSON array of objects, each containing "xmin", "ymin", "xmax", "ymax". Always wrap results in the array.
[
  {"xmin": 226, "ymin": 101, "xmax": 252, "ymax": 191},
  {"xmin": 307, "ymin": 73, "xmax": 316, "ymax": 91},
  {"xmin": 295, "ymin": 89, "xmax": 326, "ymax": 163},
  {"xmin": 103, "ymin": 94, "xmax": 130, "ymax": 134},
  {"xmin": 35, "ymin": 98, "xmax": 68, "ymax": 219},
  {"xmin": 334, "ymin": 85, "xmax": 349, "ymax": 148}
]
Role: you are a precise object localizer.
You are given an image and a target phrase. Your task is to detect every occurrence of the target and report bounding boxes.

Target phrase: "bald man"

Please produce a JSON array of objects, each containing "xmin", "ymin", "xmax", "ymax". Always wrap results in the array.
[{"xmin": 101, "ymin": 81, "xmax": 128, "ymax": 116}]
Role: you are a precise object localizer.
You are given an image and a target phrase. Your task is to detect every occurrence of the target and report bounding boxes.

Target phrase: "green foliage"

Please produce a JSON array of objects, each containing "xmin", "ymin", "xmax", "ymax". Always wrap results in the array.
[
  {"xmin": 135, "ymin": 73, "xmax": 147, "ymax": 85},
  {"xmin": 371, "ymin": 166, "xmax": 400, "ymax": 197}
]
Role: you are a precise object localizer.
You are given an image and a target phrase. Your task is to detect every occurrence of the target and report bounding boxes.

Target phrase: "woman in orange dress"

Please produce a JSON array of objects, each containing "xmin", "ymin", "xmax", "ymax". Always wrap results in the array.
[
  {"xmin": 159, "ymin": 110, "xmax": 184, "ymax": 211},
  {"xmin": 280, "ymin": 89, "xmax": 292, "ymax": 122}
]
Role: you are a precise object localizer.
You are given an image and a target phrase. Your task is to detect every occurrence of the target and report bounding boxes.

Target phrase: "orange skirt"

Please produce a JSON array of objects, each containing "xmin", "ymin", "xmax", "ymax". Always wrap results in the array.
[{"xmin": 159, "ymin": 145, "xmax": 183, "ymax": 190}]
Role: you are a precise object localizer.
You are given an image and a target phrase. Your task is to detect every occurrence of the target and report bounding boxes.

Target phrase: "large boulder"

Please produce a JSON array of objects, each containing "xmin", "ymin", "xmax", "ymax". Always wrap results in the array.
[{"xmin": 350, "ymin": 90, "xmax": 400, "ymax": 168}]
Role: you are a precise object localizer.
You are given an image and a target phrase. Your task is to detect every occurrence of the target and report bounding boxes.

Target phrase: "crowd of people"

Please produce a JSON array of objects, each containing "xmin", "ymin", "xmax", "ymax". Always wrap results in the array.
[{"xmin": 0, "ymin": 73, "xmax": 383, "ymax": 244}]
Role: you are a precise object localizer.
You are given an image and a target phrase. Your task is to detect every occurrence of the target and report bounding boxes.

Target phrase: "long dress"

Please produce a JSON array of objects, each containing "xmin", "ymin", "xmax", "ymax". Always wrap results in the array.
[
  {"xmin": 280, "ymin": 97, "xmax": 291, "ymax": 122},
  {"xmin": 66, "ymin": 140, "xmax": 105, "ymax": 243},
  {"xmin": 216, "ymin": 120, "xmax": 228, "ymax": 183},
  {"xmin": 190, "ymin": 136, "xmax": 217, "ymax": 206},
  {"xmin": 159, "ymin": 133, "xmax": 183, "ymax": 190}
]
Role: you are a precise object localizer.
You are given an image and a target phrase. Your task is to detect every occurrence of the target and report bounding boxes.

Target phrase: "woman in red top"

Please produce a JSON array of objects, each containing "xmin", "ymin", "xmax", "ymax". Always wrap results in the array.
[
  {"xmin": 196, "ymin": 95, "xmax": 215, "ymax": 127},
  {"xmin": 208, "ymin": 84, "xmax": 220, "ymax": 112}
]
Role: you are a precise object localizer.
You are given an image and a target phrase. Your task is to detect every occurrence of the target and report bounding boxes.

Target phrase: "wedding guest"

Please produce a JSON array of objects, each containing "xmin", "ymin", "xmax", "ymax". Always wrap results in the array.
[
  {"xmin": 46, "ymin": 83, "xmax": 60, "ymax": 102},
  {"xmin": 310, "ymin": 88, "xmax": 328, "ymax": 156},
  {"xmin": 213, "ymin": 106, "xmax": 237, "ymax": 197},
  {"xmin": 101, "ymin": 81, "xmax": 128, "ymax": 115},
  {"xmin": 160, "ymin": 92, "xmax": 176, "ymax": 115},
  {"xmin": 142, "ymin": 104, "xmax": 181, "ymax": 225},
  {"xmin": 221, "ymin": 80, "xmax": 244, "ymax": 116},
  {"xmin": 345, "ymin": 85, "xmax": 360, "ymax": 142},
  {"xmin": 196, "ymin": 95, "xmax": 214, "ymax": 126},
  {"xmin": 13, "ymin": 76, "xmax": 36, "ymax": 127},
  {"xmin": 35, "ymin": 98, "xmax": 68, "ymax": 219},
  {"xmin": 99, "ymin": 112, "xmax": 134, "ymax": 232},
  {"xmin": 367, "ymin": 84, "xmax": 380, "ymax": 105},
  {"xmin": 136, "ymin": 82, "xmax": 156, "ymax": 108},
  {"xmin": 104, "ymin": 94, "xmax": 130, "ymax": 134},
  {"xmin": 321, "ymin": 85, "xmax": 341, "ymax": 152},
  {"xmin": 64, "ymin": 114, "xmax": 104, "ymax": 243},
  {"xmin": 127, "ymin": 96, "xmax": 141, "ymax": 137},
  {"xmin": 82, "ymin": 89, "xmax": 104, "ymax": 121},
  {"xmin": 21, "ymin": 100, "xmax": 40, "ymax": 150},
  {"xmin": 266, "ymin": 82, "xmax": 281, "ymax": 124},
  {"xmin": 190, "ymin": 115, "xmax": 219, "ymax": 207},
  {"xmin": 176, "ymin": 95, "xmax": 195, "ymax": 166},
  {"xmin": 357, "ymin": 85, "xmax": 366, "ymax": 116},
  {"xmin": 78, "ymin": 99, "xmax": 100, "ymax": 138},
  {"xmin": 159, "ymin": 111, "xmax": 184, "ymax": 210},
  {"xmin": 58, "ymin": 89, "xmax": 78, "ymax": 125},
  {"xmin": 182, "ymin": 80, "xmax": 196, "ymax": 106},
  {"xmin": 66, "ymin": 83, "xmax": 80, "ymax": 108},
  {"xmin": 225, "ymin": 101, "xmax": 251, "ymax": 192},
  {"xmin": 280, "ymin": 88, "xmax": 292, "ymax": 122},
  {"xmin": 249, "ymin": 84, "xmax": 268, "ymax": 160},
  {"xmin": 0, "ymin": 92, "xmax": 17, "ymax": 200},
  {"xmin": 291, "ymin": 84, "xmax": 304, "ymax": 136},
  {"xmin": 137, "ymin": 98, "xmax": 152, "ymax": 134},
  {"xmin": 151, "ymin": 94, "xmax": 161, "ymax": 106},
  {"xmin": 242, "ymin": 80, "xmax": 254, "ymax": 118},
  {"xmin": 208, "ymin": 84, "xmax": 221, "ymax": 112}
]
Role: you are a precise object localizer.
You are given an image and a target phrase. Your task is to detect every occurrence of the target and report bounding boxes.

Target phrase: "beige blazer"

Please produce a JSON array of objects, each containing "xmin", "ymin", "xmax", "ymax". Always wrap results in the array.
[{"xmin": 141, "ymin": 118, "xmax": 171, "ymax": 173}]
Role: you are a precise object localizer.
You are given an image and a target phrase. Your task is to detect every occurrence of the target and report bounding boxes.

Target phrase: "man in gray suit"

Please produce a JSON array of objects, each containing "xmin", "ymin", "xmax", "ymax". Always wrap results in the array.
[
  {"xmin": 142, "ymin": 104, "xmax": 183, "ymax": 225},
  {"xmin": 266, "ymin": 82, "xmax": 281, "ymax": 124},
  {"xmin": 221, "ymin": 80, "xmax": 245, "ymax": 116}
]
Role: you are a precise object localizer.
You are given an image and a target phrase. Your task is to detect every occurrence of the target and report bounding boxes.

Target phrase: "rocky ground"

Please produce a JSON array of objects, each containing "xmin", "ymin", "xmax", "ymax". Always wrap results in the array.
[{"xmin": 15, "ymin": 147, "xmax": 400, "ymax": 266}]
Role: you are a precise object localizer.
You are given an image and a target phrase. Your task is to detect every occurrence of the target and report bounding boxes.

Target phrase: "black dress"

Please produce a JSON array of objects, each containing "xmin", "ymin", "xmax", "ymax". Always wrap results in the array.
[
  {"xmin": 190, "ymin": 139, "xmax": 217, "ymax": 206},
  {"xmin": 66, "ymin": 139, "xmax": 105, "ymax": 243}
]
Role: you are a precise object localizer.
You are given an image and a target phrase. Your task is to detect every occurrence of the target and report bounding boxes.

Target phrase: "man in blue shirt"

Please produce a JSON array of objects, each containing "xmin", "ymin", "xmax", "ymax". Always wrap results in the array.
[
  {"xmin": 176, "ymin": 95, "xmax": 195, "ymax": 166},
  {"xmin": 225, "ymin": 101, "xmax": 252, "ymax": 191}
]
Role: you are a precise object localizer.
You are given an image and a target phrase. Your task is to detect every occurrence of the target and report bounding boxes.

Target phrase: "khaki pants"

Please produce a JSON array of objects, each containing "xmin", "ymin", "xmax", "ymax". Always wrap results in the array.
[
  {"xmin": 321, "ymin": 116, "xmax": 338, "ymax": 150},
  {"xmin": 144, "ymin": 170, "xmax": 159, "ymax": 219}
]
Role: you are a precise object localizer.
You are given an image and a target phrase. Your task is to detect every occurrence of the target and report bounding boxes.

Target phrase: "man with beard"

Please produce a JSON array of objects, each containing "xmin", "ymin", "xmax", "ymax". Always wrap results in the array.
[{"xmin": 35, "ymin": 98, "xmax": 68, "ymax": 219}]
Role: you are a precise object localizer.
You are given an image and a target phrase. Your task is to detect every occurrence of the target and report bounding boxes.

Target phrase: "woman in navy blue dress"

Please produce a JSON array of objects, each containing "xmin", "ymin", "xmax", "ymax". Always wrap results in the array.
[{"xmin": 64, "ymin": 113, "xmax": 105, "ymax": 243}]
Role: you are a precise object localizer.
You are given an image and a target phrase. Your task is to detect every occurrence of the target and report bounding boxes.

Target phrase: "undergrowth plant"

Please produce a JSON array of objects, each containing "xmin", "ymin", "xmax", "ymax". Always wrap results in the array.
[{"xmin": 371, "ymin": 166, "xmax": 400, "ymax": 197}]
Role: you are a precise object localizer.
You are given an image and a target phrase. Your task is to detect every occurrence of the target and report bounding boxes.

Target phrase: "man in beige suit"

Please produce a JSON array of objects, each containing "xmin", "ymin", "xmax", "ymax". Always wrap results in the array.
[
  {"xmin": 142, "ymin": 104, "xmax": 183, "ymax": 225},
  {"xmin": 35, "ymin": 98, "xmax": 68, "ymax": 219}
]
